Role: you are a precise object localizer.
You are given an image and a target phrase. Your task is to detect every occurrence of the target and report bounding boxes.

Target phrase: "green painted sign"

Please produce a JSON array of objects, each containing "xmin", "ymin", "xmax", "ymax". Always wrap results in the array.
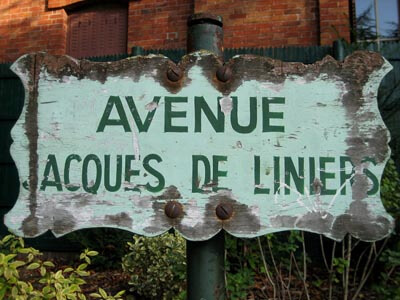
[{"xmin": 5, "ymin": 51, "xmax": 394, "ymax": 241}]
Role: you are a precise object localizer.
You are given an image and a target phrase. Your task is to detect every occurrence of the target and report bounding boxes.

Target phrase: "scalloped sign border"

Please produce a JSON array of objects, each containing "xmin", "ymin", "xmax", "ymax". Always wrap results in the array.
[{"xmin": 4, "ymin": 51, "xmax": 395, "ymax": 241}]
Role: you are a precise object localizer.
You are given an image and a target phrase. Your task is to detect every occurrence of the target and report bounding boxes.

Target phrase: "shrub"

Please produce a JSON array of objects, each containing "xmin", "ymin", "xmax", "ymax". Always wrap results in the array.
[
  {"xmin": 0, "ymin": 234, "xmax": 124, "ymax": 300},
  {"xmin": 371, "ymin": 158, "xmax": 400, "ymax": 299},
  {"xmin": 122, "ymin": 232, "xmax": 186, "ymax": 299}
]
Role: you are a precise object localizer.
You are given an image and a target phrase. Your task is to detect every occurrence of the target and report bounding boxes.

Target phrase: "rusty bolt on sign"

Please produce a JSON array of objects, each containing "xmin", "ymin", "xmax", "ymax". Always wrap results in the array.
[
  {"xmin": 216, "ymin": 65, "xmax": 232, "ymax": 82},
  {"xmin": 167, "ymin": 65, "xmax": 183, "ymax": 82},
  {"xmin": 164, "ymin": 200, "xmax": 183, "ymax": 219},
  {"xmin": 215, "ymin": 203, "xmax": 233, "ymax": 220}
]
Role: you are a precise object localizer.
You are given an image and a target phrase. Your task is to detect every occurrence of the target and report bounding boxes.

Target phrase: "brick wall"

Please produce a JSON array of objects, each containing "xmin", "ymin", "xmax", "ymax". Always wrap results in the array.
[
  {"xmin": 0, "ymin": 0, "xmax": 67, "ymax": 63},
  {"xmin": 0, "ymin": 0, "xmax": 351, "ymax": 62},
  {"xmin": 319, "ymin": 0, "xmax": 351, "ymax": 45},
  {"xmin": 48, "ymin": 0, "xmax": 85, "ymax": 9},
  {"xmin": 127, "ymin": 0, "xmax": 194, "ymax": 50},
  {"xmin": 195, "ymin": 0, "xmax": 320, "ymax": 48}
]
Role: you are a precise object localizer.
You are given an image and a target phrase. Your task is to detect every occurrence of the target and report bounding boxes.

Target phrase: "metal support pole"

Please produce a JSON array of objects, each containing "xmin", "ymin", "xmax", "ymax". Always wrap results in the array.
[
  {"xmin": 131, "ymin": 46, "xmax": 144, "ymax": 56},
  {"xmin": 186, "ymin": 13, "xmax": 226, "ymax": 300},
  {"xmin": 187, "ymin": 232, "xmax": 225, "ymax": 299},
  {"xmin": 333, "ymin": 39, "xmax": 345, "ymax": 61},
  {"xmin": 187, "ymin": 13, "xmax": 224, "ymax": 59}
]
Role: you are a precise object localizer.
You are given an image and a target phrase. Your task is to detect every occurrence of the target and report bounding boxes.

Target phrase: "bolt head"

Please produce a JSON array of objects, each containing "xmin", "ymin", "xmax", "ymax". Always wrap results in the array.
[
  {"xmin": 216, "ymin": 65, "xmax": 232, "ymax": 82},
  {"xmin": 167, "ymin": 65, "xmax": 183, "ymax": 82},
  {"xmin": 164, "ymin": 201, "xmax": 183, "ymax": 219},
  {"xmin": 215, "ymin": 203, "xmax": 233, "ymax": 220}
]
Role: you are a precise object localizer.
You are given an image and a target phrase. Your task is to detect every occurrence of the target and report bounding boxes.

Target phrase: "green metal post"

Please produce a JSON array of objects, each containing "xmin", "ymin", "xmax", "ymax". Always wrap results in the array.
[
  {"xmin": 186, "ymin": 13, "xmax": 226, "ymax": 300},
  {"xmin": 131, "ymin": 46, "xmax": 144, "ymax": 56},
  {"xmin": 333, "ymin": 39, "xmax": 346, "ymax": 61},
  {"xmin": 187, "ymin": 13, "xmax": 224, "ymax": 59},
  {"xmin": 187, "ymin": 232, "xmax": 225, "ymax": 299}
]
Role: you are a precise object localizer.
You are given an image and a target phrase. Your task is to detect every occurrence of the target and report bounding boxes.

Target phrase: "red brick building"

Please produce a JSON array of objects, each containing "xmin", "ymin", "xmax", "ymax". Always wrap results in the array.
[{"xmin": 0, "ymin": 0, "xmax": 355, "ymax": 62}]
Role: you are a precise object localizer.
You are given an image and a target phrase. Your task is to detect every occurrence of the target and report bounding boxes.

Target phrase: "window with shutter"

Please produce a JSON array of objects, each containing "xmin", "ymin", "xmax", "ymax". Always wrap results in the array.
[{"xmin": 67, "ymin": 3, "xmax": 128, "ymax": 58}]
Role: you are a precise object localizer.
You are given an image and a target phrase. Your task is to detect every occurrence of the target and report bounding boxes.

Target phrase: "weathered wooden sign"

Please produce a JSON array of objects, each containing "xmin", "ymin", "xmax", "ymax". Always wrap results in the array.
[{"xmin": 5, "ymin": 51, "xmax": 394, "ymax": 241}]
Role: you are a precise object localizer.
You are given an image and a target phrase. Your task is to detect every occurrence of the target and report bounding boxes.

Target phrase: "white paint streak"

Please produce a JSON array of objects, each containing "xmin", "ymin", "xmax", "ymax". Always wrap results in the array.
[
  {"xmin": 254, "ymin": 184, "xmax": 265, "ymax": 189},
  {"xmin": 145, "ymin": 101, "xmax": 158, "ymax": 111},
  {"xmin": 87, "ymin": 180, "xmax": 95, "ymax": 188},
  {"xmin": 274, "ymin": 182, "xmax": 313, "ymax": 213},
  {"xmin": 180, "ymin": 199, "xmax": 204, "ymax": 228},
  {"xmin": 219, "ymin": 96, "xmax": 233, "ymax": 114},
  {"xmin": 293, "ymin": 77, "xmax": 307, "ymax": 84},
  {"xmin": 61, "ymin": 76, "xmax": 71, "ymax": 83},
  {"xmin": 261, "ymin": 82, "xmax": 284, "ymax": 93},
  {"xmin": 122, "ymin": 181, "xmax": 137, "ymax": 189},
  {"xmin": 10, "ymin": 55, "xmax": 30, "ymax": 93},
  {"xmin": 328, "ymin": 173, "xmax": 356, "ymax": 209},
  {"xmin": 132, "ymin": 129, "xmax": 140, "ymax": 160},
  {"xmin": 250, "ymin": 206, "xmax": 260, "ymax": 218}
]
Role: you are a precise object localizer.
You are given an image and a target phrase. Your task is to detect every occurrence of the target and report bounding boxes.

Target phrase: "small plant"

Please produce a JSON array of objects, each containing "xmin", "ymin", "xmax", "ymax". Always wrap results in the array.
[
  {"xmin": 226, "ymin": 267, "xmax": 254, "ymax": 299},
  {"xmin": 89, "ymin": 288, "xmax": 125, "ymax": 300},
  {"xmin": 122, "ymin": 231, "xmax": 186, "ymax": 300},
  {"xmin": 372, "ymin": 246, "xmax": 400, "ymax": 299},
  {"xmin": 369, "ymin": 159, "xmax": 400, "ymax": 299},
  {"xmin": 381, "ymin": 159, "xmax": 400, "ymax": 219},
  {"xmin": 225, "ymin": 236, "xmax": 258, "ymax": 299},
  {"xmin": 66, "ymin": 228, "xmax": 132, "ymax": 270},
  {"xmin": 0, "ymin": 234, "xmax": 124, "ymax": 300}
]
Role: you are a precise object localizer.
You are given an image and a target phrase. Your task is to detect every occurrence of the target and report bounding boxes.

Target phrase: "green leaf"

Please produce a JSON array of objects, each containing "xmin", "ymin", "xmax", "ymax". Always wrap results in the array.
[
  {"xmin": 77, "ymin": 263, "xmax": 87, "ymax": 271},
  {"xmin": 74, "ymin": 278, "xmax": 86, "ymax": 285},
  {"xmin": 78, "ymin": 294, "xmax": 87, "ymax": 300},
  {"xmin": 40, "ymin": 266, "xmax": 46, "ymax": 276},
  {"xmin": 11, "ymin": 286, "xmax": 18, "ymax": 298},
  {"xmin": 69, "ymin": 294, "xmax": 78, "ymax": 300},
  {"xmin": 4, "ymin": 254, "xmax": 17, "ymax": 262},
  {"xmin": 10, "ymin": 261, "xmax": 25, "ymax": 269},
  {"xmin": 99, "ymin": 288, "xmax": 108, "ymax": 298},
  {"xmin": 17, "ymin": 281, "xmax": 28, "ymax": 290},
  {"xmin": 54, "ymin": 270, "xmax": 63, "ymax": 280},
  {"xmin": 89, "ymin": 293, "xmax": 102, "ymax": 298},
  {"xmin": 2, "ymin": 235, "xmax": 13, "ymax": 244},
  {"xmin": 76, "ymin": 270, "xmax": 89, "ymax": 277},
  {"xmin": 63, "ymin": 267, "xmax": 74, "ymax": 273},
  {"xmin": 54, "ymin": 282, "xmax": 62, "ymax": 291},
  {"xmin": 114, "ymin": 290, "xmax": 125, "ymax": 297},
  {"xmin": 27, "ymin": 262, "xmax": 40, "ymax": 270},
  {"xmin": 78, "ymin": 294, "xmax": 86, "ymax": 300},
  {"xmin": 4, "ymin": 268, "xmax": 12, "ymax": 280},
  {"xmin": 69, "ymin": 284, "xmax": 81, "ymax": 293},
  {"xmin": 43, "ymin": 261, "xmax": 55, "ymax": 268},
  {"xmin": 17, "ymin": 248, "xmax": 31, "ymax": 254},
  {"xmin": 86, "ymin": 251, "xmax": 98, "ymax": 257},
  {"xmin": 0, "ymin": 287, "xmax": 7, "ymax": 300},
  {"xmin": 42, "ymin": 286, "xmax": 52, "ymax": 295},
  {"xmin": 27, "ymin": 253, "xmax": 34, "ymax": 262}
]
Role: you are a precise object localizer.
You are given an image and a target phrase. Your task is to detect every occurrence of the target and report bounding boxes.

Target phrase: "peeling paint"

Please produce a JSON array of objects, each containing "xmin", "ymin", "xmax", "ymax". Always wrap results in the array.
[
  {"xmin": 4, "ymin": 51, "xmax": 395, "ymax": 241},
  {"xmin": 145, "ymin": 101, "xmax": 158, "ymax": 111},
  {"xmin": 219, "ymin": 96, "xmax": 233, "ymax": 114}
]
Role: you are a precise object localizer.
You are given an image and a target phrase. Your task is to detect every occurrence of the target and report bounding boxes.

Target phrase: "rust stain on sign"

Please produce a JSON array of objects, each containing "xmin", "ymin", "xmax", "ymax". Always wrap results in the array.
[{"xmin": 4, "ymin": 51, "xmax": 395, "ymax": 241}]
